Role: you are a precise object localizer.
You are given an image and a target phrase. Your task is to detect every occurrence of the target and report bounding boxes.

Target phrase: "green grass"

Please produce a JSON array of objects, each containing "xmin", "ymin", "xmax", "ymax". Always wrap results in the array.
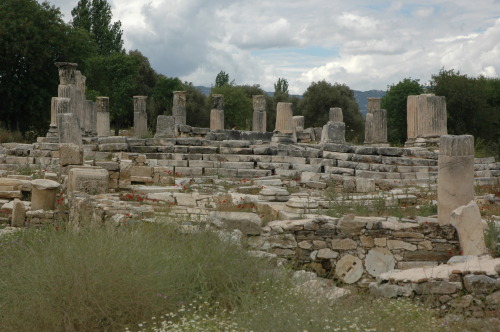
[
  {"xmin": 0, "ymin": 223, "xmax": 270, "ymax": 331},
  {"xmin": 0, "ymin": 222, "xmax": 469, "ymax": 332},
  {"xmin": 485, "ymin": 220, "xmax": 500, "ymax": 257}
]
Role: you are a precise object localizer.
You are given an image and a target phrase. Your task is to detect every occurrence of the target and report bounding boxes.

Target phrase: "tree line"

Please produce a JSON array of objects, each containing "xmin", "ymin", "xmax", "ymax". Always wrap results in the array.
[
  {"xmin": 381, "ymin": 70, "xmax": 500, "ymax": 156},
  {"xmin": 1, "ymin": 0, "xmax": 498, "ymax": 155}
]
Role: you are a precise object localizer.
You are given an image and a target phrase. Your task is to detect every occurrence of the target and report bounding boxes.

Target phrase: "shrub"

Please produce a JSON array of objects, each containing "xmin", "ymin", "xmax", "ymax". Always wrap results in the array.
[{"xmin": 0, "ymin": 223, "xmax": 270, "ymax": 331}]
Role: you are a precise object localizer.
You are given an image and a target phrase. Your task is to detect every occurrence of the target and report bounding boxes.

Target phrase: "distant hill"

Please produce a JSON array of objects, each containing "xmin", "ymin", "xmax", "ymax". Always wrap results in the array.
[
  {"xmin": 354, "ymin": 90, "xmax": 386, "ymax": 116},
  {"xmin": 194, "ymin": 86, "xmax": 385, "ymax": 116}
]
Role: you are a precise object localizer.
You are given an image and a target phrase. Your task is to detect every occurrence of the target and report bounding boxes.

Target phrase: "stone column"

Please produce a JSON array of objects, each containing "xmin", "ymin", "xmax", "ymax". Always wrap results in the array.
[
  {"xmin": 364, "ymin": 113, "xmax": 374, "ymax": 144},
  {"xmin": 321, "ymin": 122, "xmax": 346, "ymax": 144},
  {"xmin": 365, "ymin": 109, "xmax": 387, "ymax": 145},
  {"xmin": 252, "ymin": 95, "xmax": 267, "ymax": 132},
  {"xmin": 31, "ymin": 179, "xmax": 61, "ymax": 211},
  {"xmin": 155, "ymin": 115, "xmax": 176, "ymax": 138},
  {"xmin": 75, "ymin": 71, "xmax": 86, "ymax": 130},
  {"xmin": 372, "ymin": 109, "xmax": 387, "ymax": 144},
  {"xmin": 96, "ymin": 97, "xmax": 110, "ymax": 137},
  {"xmin": 91, "ymin": 100, "xmax": 98, "ymax": 136},
  {"xmin": 55, "ymin": 62, "xmax": 77, "ymax": 113},
  {"xmin": 407, "ymin": 94, "xmax": 447, "ymax": 145},
  {"xmin": 272, "ymin": 102, "xmax": 295, "ymax": 143},
  {"xmin": 50, "ymin": 97, "xmax": 58, "ymax": 127},
  {"xmin": 172, "ymin": 91, "xmax": 187, "ymax": 125},
  {"xmin": 48, "ymin": 97, "xmax": 69, "ymax": 137},
  {"xmin": 57, "ymin": 113, "xmax": 82, "ymax": 146},
  {"xmin": 47, "ymin": 97, "xmax": 71, "ymax": 138},
  {"xmin": 84, "ymin": 100, "xmax": 95, "ymax": 136},
  {"xmin": 329, "ymin": 107, "xmax": 343, "ymax": 122},
  {"xmin": 437, "ymin": 135, "xmax": 474, "ymax": 225},
  {"xmin": 367, "ymin": 98, "xmax": 381, "ymax": 113},
  {"xmin": 210, "ymin": 94, "xmax": 224, "ymax": 130},
  {"xmin": 133, "ymin": 96, "xmax": 148, "ymax": 138},
  {"xmin": 274, "ymin": 102, "xmax": 293, "ymax": 134}
]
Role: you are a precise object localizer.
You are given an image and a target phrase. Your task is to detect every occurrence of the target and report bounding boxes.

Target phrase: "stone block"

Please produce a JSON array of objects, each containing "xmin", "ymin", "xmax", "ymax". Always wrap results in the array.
[
  {"xmin": 356, "ymin": 178, "xmax": 375, "ymax": 193},
  {"xmin": 387, "ymin": 240, "xmax": 417, "ymax": 251},
  {"xmin": 365, "ymin": 247, "xmax": 395, "ymax": 277},
  {"xmin": 450, "ymin": 201, "xmax": 487, "ymax": 256},
  {"xmin": 237, "ymin": 169, "xmax": 271, "ymax": 178},
  {"xmin": 11, "ymin": 198, "xmax": 26, "ymax": 227},
  {"xmin": 331, "ymin": 238, "xmax": 357, "ymax": 250},
  {"xmin": 211, "ymin": 211, "xmax": 262, "ymax": 235},
  {"xmin": 98, "ymin": 143, "xmax": 129, "ymax": 152},
  {"xmin": 68, "ymin": 167, "xmax": 109, "ymax": 194},
  {"xmin": 59, "ymin": 143, "xmax": 83, "ymax": 166},
  {"xmin": 130, "ymin": 166, "xmax": 152, "ymax": 178},
  {"xmin": 174, "ymin": 167, "xmax": 203, "ymax": 176},
  {"xmin": 221, "ymin": 162, "xmax": 254, "ymax": 169},
  {"xmin": 31, "ymin": 179, "xmax": 60, "ymax": 210}
]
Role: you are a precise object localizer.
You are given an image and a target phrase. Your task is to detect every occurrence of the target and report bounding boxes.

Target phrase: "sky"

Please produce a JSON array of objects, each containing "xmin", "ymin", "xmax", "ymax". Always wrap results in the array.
[{"xmin": 43, "ymin": 0, "xmax": 500, "ymax": 94}]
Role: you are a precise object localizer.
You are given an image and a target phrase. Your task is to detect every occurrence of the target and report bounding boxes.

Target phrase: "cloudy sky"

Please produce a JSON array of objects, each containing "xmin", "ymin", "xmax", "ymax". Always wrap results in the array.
[{"xmin": 45, "ymin": 0, "xmax": 500, "ymax": 94}]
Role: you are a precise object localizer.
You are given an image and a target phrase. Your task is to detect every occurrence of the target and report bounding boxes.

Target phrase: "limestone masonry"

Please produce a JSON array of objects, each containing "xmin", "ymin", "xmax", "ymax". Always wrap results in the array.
[{"xmin": 0, "ymin": 62, "xmax": 499, "ymax": 319}]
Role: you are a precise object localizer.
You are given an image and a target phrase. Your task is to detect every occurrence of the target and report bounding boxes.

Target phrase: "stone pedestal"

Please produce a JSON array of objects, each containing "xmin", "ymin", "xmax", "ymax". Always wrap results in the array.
[
  {"xmin": 329, "ymin": 107, "xmax": 343, "ymax": 122},
  {"xmin": 172, "ymin": 91, "xmax": 187, "ymax": 125},
  {"xmin": 210, "ymin": 94, "xmax": 224, "ymax": 130},
  {"xmin": 406, "ymin": 94, "xmax": 447, "ymax": 147},
  {"xmin": 57, "ymin": 113, "xmax": 82, "ymax": 146},
  {"xmin": 437, "ymin": 135, "xmax": 474, "ymax": 225},
  {"xmin": 252, "ymin": 95, "xmax": 267, "ymax": 132},
  {"xmin": 155, "ymin": 115, "xmax": 176, "ymax": 138},
  {"xmin": 133, "ymin": 96, "xmax": 148, "ymax": 138},
  {"xmin": 96, "ymin": 97, "xmax": 110, "ymax": 137},
  {"xmin": 31, "ymin": 179, "xmax": 60, "ymax": 211},
  {"xmin": 321, "ymin": 122, "xmax": 346, "ymax": 144}
]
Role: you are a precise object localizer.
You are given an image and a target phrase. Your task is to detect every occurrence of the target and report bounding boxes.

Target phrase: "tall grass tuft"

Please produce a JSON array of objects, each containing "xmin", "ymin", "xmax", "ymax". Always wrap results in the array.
[{"xmin": 0, "ymin": 224, "xmax": 269, "ymax": 331}]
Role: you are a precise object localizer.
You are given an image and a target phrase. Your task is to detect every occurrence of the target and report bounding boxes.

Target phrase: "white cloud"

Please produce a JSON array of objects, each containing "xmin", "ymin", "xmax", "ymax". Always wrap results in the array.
[{"xmin": 40, "ymin": 0, "xmax": 500, "ymax": 94}]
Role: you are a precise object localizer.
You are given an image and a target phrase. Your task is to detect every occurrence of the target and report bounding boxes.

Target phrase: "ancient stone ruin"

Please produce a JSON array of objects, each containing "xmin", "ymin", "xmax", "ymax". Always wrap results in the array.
[{"xmin": 0, "ymin": 63, "xmax": 499, "ymax": 319}]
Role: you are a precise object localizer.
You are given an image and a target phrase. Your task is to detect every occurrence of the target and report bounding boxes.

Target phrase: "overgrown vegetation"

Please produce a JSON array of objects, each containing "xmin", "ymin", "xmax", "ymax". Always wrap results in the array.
[
  {"xmin": 0, "ymin": 223, "xmax": 466, "ymax": 332},
  {"xmin": 485, "ymin": 220, "xmax": 500, "ymax": 257},
  {"xmin": 0, "ymin": 224, "xmax": 271, "ymax": 331}
]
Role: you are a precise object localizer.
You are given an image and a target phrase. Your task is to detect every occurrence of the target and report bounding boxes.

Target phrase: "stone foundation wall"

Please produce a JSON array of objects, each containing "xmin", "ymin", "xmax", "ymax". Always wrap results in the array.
[
  {"xmin": 1, "ymin": 136, "xmax": 497, "ymax": 190},
  {"xmin": 248, "ymin": 215, "xmax": 460, "ymax": 283}
]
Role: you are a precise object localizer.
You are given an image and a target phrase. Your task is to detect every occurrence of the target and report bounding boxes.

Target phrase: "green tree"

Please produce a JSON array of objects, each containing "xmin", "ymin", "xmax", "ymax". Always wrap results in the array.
[
  {"xmin": 381, "ymin": 78, "xmax": 424, "ymax": 145},
  {"xmin": 184, "ymin": 83, "xmax": 209, "ymax": 128},
  {"xmin": 0, "ymin": 0, "xmax": 96, "ymax": 135},
  {"xmin": 85, "ymin": 53, "xmax": 140, "ymax": 134},
  {"xmin": 215, "ymin": 71, "xmax": 230, "ymax": 87},
  {"xmin": 71, "ymin": 0, "xmax": 124, "ymax": 56},
  {"xmin": 211, "ymin": 85, "xmax": 252, "ymax": 130},
  {"xmin": 430, "ymin": 69, "xmax": 500, "ymax": 156},
  {"xmin": 299, "ymin": 80, "xmax": 364, "ymax": 142},
  {"xmin": 149, "ymin": 75, "xmax": 183, "ymax": 130},
  {"xmin": 274, "ymin": 77, "xmax": 289, "ymax": 97}
]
